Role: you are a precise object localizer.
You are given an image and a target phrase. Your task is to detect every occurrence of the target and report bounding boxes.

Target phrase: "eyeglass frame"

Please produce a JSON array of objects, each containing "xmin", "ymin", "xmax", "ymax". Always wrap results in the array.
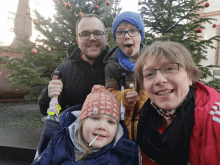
[
  {"xmin": 114, "ymin": 28, "xmax": 141, "ymax": 39},
  {"xmin": 78, "ymin": 30, "xmax": 106, "ymax": 41},
  {"xmin": 139, "ymin": 63, "xmax": 181, "ymax": 80}
]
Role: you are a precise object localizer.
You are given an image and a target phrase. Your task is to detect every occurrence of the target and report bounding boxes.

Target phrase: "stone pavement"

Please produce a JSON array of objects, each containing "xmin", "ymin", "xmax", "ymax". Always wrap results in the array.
[
  {"xmin": 0, "ymin": 101, "xmax": 45, "ymax": 162},
  {"xmin": 0, "ymin": 158, "xmax": 30, "ymax": 165},
  {"xmin": 0, "ymin": 101, "xmax": 44, "ymax": 129}
]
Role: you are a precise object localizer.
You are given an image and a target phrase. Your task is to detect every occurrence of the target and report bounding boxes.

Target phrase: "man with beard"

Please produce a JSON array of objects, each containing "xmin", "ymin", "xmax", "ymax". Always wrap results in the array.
[{"xmin": 38, "ymin": 14, "xmax": 109, "ymax": 116}]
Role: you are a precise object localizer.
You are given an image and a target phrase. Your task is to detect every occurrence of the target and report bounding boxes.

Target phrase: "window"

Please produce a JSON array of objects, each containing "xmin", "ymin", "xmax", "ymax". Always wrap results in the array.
[
  {"xmin": 213, "ymin": 70, "xmax": 220, "ymax": 80},
  {"xmin": 216, "ymin": 28, "xmax": 220, "ymax": 65}
]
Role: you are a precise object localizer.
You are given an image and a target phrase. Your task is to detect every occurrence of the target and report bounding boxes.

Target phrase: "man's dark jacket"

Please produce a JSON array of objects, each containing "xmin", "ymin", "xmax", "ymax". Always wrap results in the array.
[{"xmin": 38, "ymin": 46, "xmax": 110, "ymax": 115}]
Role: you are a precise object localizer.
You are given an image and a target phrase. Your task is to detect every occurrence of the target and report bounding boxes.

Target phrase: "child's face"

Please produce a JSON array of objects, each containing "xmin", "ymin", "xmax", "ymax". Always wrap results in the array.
[
  {"xmin": 83, "ymin": 114, "xmax": 118, "ymax": 148},
  {"xmin": 115, "ymin": 22, "xmax": 142, "ymax": 62}
]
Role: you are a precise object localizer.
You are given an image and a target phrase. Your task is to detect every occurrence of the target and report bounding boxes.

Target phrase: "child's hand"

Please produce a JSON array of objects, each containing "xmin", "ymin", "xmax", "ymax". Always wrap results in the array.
[{"xmin": 125, "ymin": 91, "xmax": 139, "ymax": 104}]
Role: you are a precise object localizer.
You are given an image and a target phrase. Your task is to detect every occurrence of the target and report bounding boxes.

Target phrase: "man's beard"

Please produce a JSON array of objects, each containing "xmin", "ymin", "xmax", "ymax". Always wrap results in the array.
[{"xmin": 84, "ymin": 45, "xmax": 105, "ymax": 60}]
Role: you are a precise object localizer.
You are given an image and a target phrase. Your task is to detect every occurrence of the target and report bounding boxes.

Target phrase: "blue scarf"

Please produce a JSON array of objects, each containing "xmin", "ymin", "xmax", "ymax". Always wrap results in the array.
[
  {"xmin": 118, "ymin": 45, "xmax": 143, "ymax": 71},
  {"xmin": 118, "ymin": 49, "xmax": 136, "ymax": 71}
]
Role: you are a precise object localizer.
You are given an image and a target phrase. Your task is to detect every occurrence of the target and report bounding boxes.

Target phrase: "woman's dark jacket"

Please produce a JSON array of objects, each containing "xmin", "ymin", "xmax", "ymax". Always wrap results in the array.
[
  {"xmin": 32, "ymin": 105, "xmax": 139, "ymax": 165},
  {"xmin": 38, "ymin": 46, "xmax": 109, "ymax": 115}
]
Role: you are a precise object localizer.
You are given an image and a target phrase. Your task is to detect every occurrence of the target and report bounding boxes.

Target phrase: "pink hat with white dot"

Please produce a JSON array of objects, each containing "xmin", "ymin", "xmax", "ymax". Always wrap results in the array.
[{"xmin": 79, "ymin": 85, "xmax": 120, "ymax": 122}]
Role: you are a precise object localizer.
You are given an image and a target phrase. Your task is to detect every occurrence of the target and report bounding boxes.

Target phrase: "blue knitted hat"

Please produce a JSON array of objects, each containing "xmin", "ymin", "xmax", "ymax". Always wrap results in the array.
[{"xmin": 112, "ymin": 11, "xmax": 145, "ymax": 41}]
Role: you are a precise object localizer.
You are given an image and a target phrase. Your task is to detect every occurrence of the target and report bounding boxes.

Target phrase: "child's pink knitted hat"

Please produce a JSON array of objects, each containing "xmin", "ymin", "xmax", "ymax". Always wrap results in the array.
[{"xmin": 79, "ymin": 85, "xmax": 120, "ymax": 122}]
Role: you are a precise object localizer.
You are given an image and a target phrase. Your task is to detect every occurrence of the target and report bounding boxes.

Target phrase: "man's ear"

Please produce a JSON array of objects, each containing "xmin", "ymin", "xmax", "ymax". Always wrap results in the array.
[
  {"xmin": 105, "ymin": 35, "xmax": 108, "ymax": 45},
  {"xmin": 76, "ymin": 37, "xmax": 79, "ymax": 46}
]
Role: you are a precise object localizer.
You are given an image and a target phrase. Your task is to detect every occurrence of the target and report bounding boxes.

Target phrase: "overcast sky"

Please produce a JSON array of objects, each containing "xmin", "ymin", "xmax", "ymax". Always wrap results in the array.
[{"xmin": 0, "ymin": 0, "xmax": 139, "ymax": 46}]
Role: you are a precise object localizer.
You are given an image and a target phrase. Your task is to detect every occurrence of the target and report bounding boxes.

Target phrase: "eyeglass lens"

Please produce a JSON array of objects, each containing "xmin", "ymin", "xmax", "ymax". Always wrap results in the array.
[
  {"xmin": 79, "ymin": 31, "xmax": 104, "ymax": 40},
  {"xmin": 115, "ymin": 28, "xmax": 140, "ymax": 39},
  {"xmin": 142, "ymin": 63, "xmax": 180, "ymax": 80}
]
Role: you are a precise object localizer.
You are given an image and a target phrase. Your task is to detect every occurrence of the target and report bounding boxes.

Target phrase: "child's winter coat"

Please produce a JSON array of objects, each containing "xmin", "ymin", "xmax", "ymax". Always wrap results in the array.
[{"xmin": 32, "ymin": 105, "xmax": 139, "ymax": 165}]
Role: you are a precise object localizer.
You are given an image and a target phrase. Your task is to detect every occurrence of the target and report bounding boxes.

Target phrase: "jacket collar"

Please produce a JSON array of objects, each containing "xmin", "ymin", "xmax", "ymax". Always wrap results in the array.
[
  {"xmin": 86, "ymin": 138, "xmax": 137, "ymax": 164},
  {"xmin": 195, "ymin": 81, "xmax": 220, "ymax": 109},
  {"xmin": 103, "ymin": 46, "xmax": 118, "ymax": 63},
  {"xmin": 60, "ymin": 104, "xmax": 83, "ymax": 128}
]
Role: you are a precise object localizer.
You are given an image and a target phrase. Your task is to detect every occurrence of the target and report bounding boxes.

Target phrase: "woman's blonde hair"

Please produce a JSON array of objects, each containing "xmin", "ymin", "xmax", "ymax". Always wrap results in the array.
[{"xmin": 135, "ymin": 41, "xmax": 202, "ymax": 84}]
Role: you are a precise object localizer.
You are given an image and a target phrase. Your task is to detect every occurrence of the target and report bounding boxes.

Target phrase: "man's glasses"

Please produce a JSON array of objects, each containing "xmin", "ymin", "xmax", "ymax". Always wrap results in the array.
[
  {"xmin": 140, "ymin": 63, "xmax": 181, "ymax": 81},
  {"xmin": 78, "ymin": 31, "xmax": 105, "ymax": 40},
  {"xmin": 114, "ymin": 28, "xmax": 140, "ymax": 39}
]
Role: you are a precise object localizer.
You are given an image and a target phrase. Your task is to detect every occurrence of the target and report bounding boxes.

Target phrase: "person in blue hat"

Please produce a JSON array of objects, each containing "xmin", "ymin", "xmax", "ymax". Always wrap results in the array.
[{"xmin": 104, "ymin": 11, "xmax": 148, "ymax": 141}]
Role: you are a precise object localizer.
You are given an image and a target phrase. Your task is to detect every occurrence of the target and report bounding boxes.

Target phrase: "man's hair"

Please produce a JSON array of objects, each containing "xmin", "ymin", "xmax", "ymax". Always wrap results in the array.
[
  {"xmin": 135, "ymin": 41, "xmax": 202, "ymax": 84},
  {"xmin": 75, "ymin": 14, "xmax": 106, "ymax": 36}
]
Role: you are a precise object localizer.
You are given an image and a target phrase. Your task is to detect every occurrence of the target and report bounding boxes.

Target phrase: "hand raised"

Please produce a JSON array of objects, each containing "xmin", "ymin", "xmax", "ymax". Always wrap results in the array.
[
  {"xmin": 48, "ymin": 74, "xmax": 63, "ymax": 98},
  {"xmin": 125, "ymin": 91, "xmax": 139, "ymax": 104}
]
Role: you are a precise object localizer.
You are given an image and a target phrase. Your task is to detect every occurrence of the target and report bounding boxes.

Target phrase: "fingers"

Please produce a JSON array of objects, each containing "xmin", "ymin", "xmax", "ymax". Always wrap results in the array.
[
  {"xmin": 48, "ymin": 80, "xmax": 63, "ymax": 98},
  {"xmin": 125, "ymin": 92, "xmax": 138, "ymax": 98},
  {"xmin": 52, "ymin": 74, "xmax": 59, "ymax": 80},
  {"xmin": 125, "ymin": 92, "xmax": 139, "ymax": 103}
]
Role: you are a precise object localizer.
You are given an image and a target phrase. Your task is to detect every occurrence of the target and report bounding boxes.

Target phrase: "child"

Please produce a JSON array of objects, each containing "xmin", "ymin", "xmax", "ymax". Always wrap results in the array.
[
  {"xmin": 32, "ymin": 85, "xmax": 139, "ymax": 165},
  {"xmin": 104, "ymin": 11, "xmax": 148, "ymax": 141}
]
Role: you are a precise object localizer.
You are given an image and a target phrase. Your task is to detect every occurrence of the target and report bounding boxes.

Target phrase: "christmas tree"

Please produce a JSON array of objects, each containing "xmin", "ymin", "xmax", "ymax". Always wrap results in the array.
[
  {"xmin": 0, "ymin": 0, "xmax": 121, "ymax": 100},
  {"xmin": 139, "ymin": 0, "xmax": 220, "ymax": 87}
]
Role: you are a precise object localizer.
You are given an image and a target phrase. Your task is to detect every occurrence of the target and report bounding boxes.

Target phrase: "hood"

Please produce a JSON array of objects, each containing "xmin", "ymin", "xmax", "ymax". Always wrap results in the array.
[
  {"xmin": 195, "ymin": 81, "xmax": 220, "ymax": 110},
  {"xmin": 59, "ymin": 104, "xmax": 83, "ymax": 128},
  {"xmin": 67, "ymin": 44, "xmax": 78, "ymax": 57},
  {"xmin": 193, "ymin": 81, "xmax": 220, "ymax": 137},
  {"xmin": 59, "ymin": 105, "xmax": 137, "ymax": 163},
  {"xmin": 59, "ymin": 104, "xmax": 129, "ymax": 139},
  {"xmin": 68, "ymin": 116, "xmax": 124, "ymax": 146},
  {"xmin": 103, "ymin": 46, "xmax": 119, "ymax": 64}
]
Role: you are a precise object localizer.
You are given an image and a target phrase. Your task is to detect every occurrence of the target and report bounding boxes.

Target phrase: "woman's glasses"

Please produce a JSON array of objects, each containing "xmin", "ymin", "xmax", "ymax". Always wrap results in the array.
[{"xmin": 140, "ymin": 63, "xmax": 181, "ymax": 81}]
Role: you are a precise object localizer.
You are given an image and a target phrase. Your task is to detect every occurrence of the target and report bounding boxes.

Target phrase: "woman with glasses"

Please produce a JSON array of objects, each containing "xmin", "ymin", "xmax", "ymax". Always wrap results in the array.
[
  {"xmin": 135, "ymin": 41, "xmax": 220, "ymax": 165},
  {"xmin": 104, "ymin": 11, "xmax": 148, "ymax": 141}
]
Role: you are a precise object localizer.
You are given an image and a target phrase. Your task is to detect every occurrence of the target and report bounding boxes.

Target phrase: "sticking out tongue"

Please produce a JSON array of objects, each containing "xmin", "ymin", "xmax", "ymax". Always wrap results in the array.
[{"xmin": 124, "ymin": 44, "xmax": 133, "ymax": 55}]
